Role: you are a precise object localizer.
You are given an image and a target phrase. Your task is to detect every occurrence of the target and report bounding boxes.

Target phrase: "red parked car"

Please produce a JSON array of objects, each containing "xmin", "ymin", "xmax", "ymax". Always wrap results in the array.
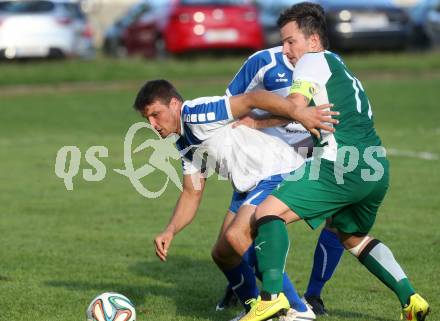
[{"xmin": 114, "ymin": 0, "xmax": 264, "ymax": 57}]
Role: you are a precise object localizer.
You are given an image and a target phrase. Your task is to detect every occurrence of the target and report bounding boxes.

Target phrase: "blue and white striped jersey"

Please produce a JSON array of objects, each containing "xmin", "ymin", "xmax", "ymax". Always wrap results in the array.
[
  {"xmin": 226, "ymin": 46, "xmax": 311, "ymax": 147},
  {"xmin": 176, "ymin": 95, "xmax": 303, "ymax": 193}
]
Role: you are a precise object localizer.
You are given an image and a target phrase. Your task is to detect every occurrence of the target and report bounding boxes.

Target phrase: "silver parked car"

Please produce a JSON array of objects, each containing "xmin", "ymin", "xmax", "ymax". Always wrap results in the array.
[
  {"xmin": 0, "ymin": 0, "xmax": 94, "ymax": 59},
  {"xmin": 426, "ymin": 0, "xmax": 440, "ymax": 46}
]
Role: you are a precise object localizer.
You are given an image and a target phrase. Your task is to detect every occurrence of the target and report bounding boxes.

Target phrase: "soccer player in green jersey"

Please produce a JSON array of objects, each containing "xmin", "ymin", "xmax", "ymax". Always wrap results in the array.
[{"xmin": 232, "ymin": 3, "xmax": 430, "ymax": 321}]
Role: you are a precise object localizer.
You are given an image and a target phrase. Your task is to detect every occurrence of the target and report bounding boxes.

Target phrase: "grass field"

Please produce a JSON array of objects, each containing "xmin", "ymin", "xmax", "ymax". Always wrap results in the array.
[{"xmin": 0, "ymin": 53, "xmax": 439, "ymax": 321}]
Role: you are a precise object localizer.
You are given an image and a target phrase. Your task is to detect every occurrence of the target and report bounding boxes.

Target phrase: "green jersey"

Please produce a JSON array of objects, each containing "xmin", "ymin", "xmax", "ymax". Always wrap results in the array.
[{"xmin": 291, "ymin": 51, "xmax": 382, "ymax": 162}]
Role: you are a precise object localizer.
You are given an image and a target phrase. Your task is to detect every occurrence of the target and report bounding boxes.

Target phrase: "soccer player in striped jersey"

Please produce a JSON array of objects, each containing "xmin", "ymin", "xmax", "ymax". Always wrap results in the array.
[
  {"xmin": 232, "ymin": 3, "xmax": 430, "ymax": 321},
  {"xmin": 220, "ymin": 45, "xmax": 344, "ymax": 317},
  {"xmin": 133, "ymin": 80, "xmax": 336, "ymax": 321}
]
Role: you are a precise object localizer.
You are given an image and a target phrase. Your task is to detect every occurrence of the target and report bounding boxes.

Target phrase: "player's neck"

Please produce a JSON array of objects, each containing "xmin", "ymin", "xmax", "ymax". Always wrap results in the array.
[{"xmin": 176, "ymin": 110, "xmax": 182, "ymax": 136}]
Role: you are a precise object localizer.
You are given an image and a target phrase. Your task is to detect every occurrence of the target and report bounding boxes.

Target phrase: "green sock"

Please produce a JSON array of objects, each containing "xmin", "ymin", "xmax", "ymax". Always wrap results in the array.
[
  {"xmin": 359, "ymin": 239, "xmax": 415, "ymax": 306},
  {"xmin": 255, "ymin": 217, "xmax": 290, "ymax": 294}
]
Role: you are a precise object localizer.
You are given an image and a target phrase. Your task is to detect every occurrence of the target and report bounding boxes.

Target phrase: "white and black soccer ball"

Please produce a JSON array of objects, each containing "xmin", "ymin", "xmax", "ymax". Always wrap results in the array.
[{"xmin": 86, "ymin": 292, "xmax": 136, "ymax": 321}]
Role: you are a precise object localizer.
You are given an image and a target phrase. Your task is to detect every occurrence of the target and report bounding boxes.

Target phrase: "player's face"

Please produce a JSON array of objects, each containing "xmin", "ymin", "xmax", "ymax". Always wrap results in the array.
[
  {"xmin": 143, "ymin": 99, "xmax": 179, "ymax": 138},
  {"xmin": 280, "ymin": 21, "xmax": 319, "ymax": 66}
]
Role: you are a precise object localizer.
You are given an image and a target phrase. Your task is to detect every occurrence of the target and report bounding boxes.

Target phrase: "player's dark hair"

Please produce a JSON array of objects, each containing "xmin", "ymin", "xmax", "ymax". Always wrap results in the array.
[
  {"xmin": 277, "ymin": 2, "xmax": 329, "ymax": 49},
  {"xmin": 133, "ymin": 79, "xmax": 183, "ymax": 112}
]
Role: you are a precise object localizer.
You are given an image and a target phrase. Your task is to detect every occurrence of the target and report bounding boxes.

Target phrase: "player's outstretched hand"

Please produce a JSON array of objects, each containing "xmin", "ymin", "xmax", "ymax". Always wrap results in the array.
[
  {"xmin": 154, "ymin": 230, "xmax": 174, "ymax": 262},
  {"xmin": 293, "ymin": 104, "xmax": 339, "ymax": 139}
]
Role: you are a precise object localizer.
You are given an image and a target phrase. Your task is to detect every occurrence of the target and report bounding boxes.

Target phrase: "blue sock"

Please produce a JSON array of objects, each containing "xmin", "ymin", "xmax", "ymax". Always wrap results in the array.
[
  {"xmin": 223, "ymin": 260, "xmax": 259, "ymax": 311},
  {"xmin": 245, "ymin": 243, "xmax": 307, "ymax": 312},
  {"xmin": 281, "ymin": 273, "xmax": 307, "ymax": 312},
  {"xmin": 305, "ymin": 228, "xmax": 344, "ymax": 298}
]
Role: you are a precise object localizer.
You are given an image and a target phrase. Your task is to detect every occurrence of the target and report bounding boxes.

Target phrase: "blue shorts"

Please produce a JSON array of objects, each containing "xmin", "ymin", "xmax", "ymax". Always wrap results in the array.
[{"xmin": 228, "ymin": 174, "xmax": 286, "ymax": 214}]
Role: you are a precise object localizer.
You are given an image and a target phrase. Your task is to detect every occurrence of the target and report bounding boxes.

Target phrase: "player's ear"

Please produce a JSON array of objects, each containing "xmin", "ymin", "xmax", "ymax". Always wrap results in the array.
[
  {"xmin": 309, "ymin": 33, "xmax": 321, "ymax": 50},
  {"xmin": 169, "ymin": 97, "xmax": 177, "ymax": 107},
  {"xmin": 170, "ymin": 97, "xmax": 182, "ymax": 109}
]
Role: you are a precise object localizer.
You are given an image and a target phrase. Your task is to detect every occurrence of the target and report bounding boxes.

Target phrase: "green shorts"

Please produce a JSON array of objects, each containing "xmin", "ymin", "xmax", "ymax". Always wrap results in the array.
[{"xmin": 272, "ymin": 158, "xmax": 389, "ymax": 235}]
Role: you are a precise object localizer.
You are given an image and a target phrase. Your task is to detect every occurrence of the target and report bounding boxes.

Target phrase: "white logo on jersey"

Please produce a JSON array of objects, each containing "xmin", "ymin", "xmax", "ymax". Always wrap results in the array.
[{"xmin": 276, "ymin": 72, "xmax": 288, "ymax": 83}]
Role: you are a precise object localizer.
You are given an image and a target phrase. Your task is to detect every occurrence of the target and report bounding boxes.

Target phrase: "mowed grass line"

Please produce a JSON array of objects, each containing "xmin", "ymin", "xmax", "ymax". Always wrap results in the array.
[
  {"xmin": 0, "ymin": 51, "xmax": 440, "ymax": 87},
  {"xmin": 0, "ymin": 63, "xmax": 439, "ymax": 320}
]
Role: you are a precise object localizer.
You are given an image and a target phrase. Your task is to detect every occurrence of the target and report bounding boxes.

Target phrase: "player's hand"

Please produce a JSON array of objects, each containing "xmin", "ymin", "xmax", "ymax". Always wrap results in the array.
[
  {"xmin": 154, "ymin": 229, "xmax": 174, "ymax": 262},
  {"xmin": 232, "ymin": 114, "xmax": 258, "ymax": 129},
  {"xmin": 293, "ymin": 104, "xmax": 339, "ymax": 139}
]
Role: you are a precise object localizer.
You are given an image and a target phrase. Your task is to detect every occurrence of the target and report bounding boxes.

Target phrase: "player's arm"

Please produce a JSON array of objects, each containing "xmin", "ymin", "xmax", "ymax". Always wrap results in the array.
[
  {"xmin": 154, "ymin": 173, "xmax": 206, "ymax": 262},
  {"xmin": 288, "ymin": 79, "xmax": 315, "ymax": 106},
  {"xmin": 287, "ymin": 80, "xmax": 326, "ymax": 137},
  {"xmin": 228, "ymin": 90, "xmax": 338, "ymax": 137},
  {"xmin": 233, "ymin": 114, "xmax": 291, "ymax": 129}
]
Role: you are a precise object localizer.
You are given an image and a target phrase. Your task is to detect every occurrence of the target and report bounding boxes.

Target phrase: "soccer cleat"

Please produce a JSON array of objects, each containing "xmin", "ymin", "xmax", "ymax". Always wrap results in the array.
[
  {"xmin": 216, "ymin": 285, "xmax": 239, "ymax": 311},
  {"xmin": 302, "ymin": 295, "xmax": 328, "ymax": 316},
  {"xmin": 279, "ymin": 306, "xmax": 316, "ymax": 321},
  {"xmin": 401, "ymin": 293, "xmax": 430, "ymax": 321},
  {"xmin": 239, "ymin": 293, "xmax": 290, "ymax": 321}
]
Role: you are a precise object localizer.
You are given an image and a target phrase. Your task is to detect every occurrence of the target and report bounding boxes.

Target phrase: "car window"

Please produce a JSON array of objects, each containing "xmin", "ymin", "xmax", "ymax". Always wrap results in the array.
[
  {"xmin": 60, "ymin": 2, "xmax": 85, "ymax": 18},
  {"xmin": 324, "ymin": 0, "xmax": 394, "ymax": 5},
  {"xmin": 0, "ymin": 0, "xmax": 55, "ymax": 13},
  {"xmin": 180, "ymin": 0, "xmax": 250, "ymax": 5}
]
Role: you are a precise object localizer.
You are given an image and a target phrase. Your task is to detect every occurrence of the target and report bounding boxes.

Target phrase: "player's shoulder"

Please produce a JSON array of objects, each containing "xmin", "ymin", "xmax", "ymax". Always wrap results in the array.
[
  {"xmin": 297, "ymin": 51, "xmax": 345, "ymax": 70},
  {"xmin": 296, "ymin": 51, "xmax": 326, "ymax": 67},
  {"xmin": 184, "ymin": 96, "xmax": 226, "ymax": 108},
  {"xmin": 246, "ymin": 46, "xmax": 282, "ymax": 67},
  {"xmin": 182, "ymin": 95, "xmax": 230, "ymax": 124},
  {"xmin": 294, "ymin": 51, "xmax": 333, "ymax": 82}
]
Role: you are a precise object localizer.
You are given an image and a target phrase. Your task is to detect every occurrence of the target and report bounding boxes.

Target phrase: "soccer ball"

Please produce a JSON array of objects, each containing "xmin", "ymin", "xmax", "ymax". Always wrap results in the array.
[{"xmin": 86, "ymin": 292, "xmax": 136, "ymax": 321}]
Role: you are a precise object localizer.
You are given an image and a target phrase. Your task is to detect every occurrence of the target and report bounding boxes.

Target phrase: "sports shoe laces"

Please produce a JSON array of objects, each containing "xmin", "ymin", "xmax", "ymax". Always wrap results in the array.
[{"xmin": 245, "ymin": 298, "xmax": 257, "ymax": 308}]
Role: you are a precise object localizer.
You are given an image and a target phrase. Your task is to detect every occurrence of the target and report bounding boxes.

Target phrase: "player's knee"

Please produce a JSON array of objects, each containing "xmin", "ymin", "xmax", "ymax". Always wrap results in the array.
[
  {"xmin": 345, "ymin": 235, "xmax": 374, "ymax": 257},
  {"xmin": 211, "ymin": 245, "xmax": 220, "ymax": 264},
  {"xmin": 211, "ymin": 243, "xmax": 228, "ymax": 266},
  {"xmin": 224, "ymin": 227, "xmax": 239, "ymax": 249},
  {"xmin": 323, "ymin": 219, "xmax": 336, "ymax": 230},
  {"xmin": 254, "ymin": 204, "xmax": 270, "ymax": 221}
]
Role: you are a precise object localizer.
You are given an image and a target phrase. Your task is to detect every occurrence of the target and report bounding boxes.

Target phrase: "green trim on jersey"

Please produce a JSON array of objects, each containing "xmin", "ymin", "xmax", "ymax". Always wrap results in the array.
[
  {"xmin": 323, "ymin": 51, "xmax": 381, "ymax": 149},
  {"xmin": 292, "ymin": 51, "xmax": 383, "ymax": 161}
]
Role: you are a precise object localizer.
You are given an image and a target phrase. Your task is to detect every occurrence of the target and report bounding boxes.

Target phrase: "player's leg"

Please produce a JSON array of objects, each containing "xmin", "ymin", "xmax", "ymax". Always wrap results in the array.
[
  {"xmin": 212, "ymin": 205, "xmax": 259, "ymax": 310},
  {"xmin": 303, "ymin": 222, "xmax": 344, "ymax": 315},
  {"xmin": 212, "ymin": 202, "xmax": 258, "ymax": 310},
  {"xmin": 226, "ymin": 205, "xmax": 316, "ymax": 321},
  {"xmin": 332, "ymin": 164, "xmax": 430, "ymax": 321},
  {"xmin": 340, "ymin": 233, "xmax": 430, "ymax": 321},
  {"xmin": 214, "ymin": 211, "xmax": 238, "ymax": 311},
  {"xmin": 238, "ymin": 160, "xmax": 352, "ymax": 321},
  {"xmin": 238, "ymin": 195, "xmax": 296, "ymax": 321},
  {"xmin": 228, "ymin": 175, "xmax": 308, "ymax": 311},
  {"xmin": 245, "ymin": 237, "xmax": 312, "ymax": 316},
  {"xmin": 226, "ymin": 174, "xmax": 315, "ymax": 321}
]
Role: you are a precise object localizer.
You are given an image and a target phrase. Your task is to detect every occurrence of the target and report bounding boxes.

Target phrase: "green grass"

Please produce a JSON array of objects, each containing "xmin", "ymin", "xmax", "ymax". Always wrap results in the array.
[
  {"xmin": 0, "ymin": 51, "xmax": 440, "ymax": 87},
  {"xmin": 0, "ymin": 54, "xmax": 439, "ymax": 321}
]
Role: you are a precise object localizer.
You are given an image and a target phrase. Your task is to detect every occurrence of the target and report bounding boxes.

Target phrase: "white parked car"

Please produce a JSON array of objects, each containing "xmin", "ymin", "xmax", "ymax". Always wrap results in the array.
[{"xmin": 0, "ymin": 0, "xmax": 94, "ymax": 59}]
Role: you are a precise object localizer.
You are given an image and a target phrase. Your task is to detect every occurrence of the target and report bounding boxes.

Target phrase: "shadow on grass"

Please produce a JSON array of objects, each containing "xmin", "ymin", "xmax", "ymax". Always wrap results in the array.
[
  {"xmin": 46, "ymin": 255, "xmax": 230, "ymax": 320},
  {"xmin": 329, "ymin": 308, "xmax": 392, "ymax": 321}
]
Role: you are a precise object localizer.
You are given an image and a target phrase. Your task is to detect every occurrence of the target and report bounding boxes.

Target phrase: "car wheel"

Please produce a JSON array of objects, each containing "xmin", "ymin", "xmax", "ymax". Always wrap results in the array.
[
  {"xmin": 115, "ymin": 42, "xmax": 128, "ymax": 58},
  {"xmin": 154, "ymin": 36, "xmax": 168, "ymax": 59}
]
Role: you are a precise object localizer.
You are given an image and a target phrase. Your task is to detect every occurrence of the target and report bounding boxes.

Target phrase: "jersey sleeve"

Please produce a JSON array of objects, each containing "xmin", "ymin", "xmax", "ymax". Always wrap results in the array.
[
  {"xmin": 290, "ymin": 52, "xmax": 331, "ymax": 99},
  {"xmin": 226, "ymin": 50, "xmax": 271, "ymax": 96},
  {"xmin": 182, "ymin": 96, "xmax": 234, "ymax": 142}
]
